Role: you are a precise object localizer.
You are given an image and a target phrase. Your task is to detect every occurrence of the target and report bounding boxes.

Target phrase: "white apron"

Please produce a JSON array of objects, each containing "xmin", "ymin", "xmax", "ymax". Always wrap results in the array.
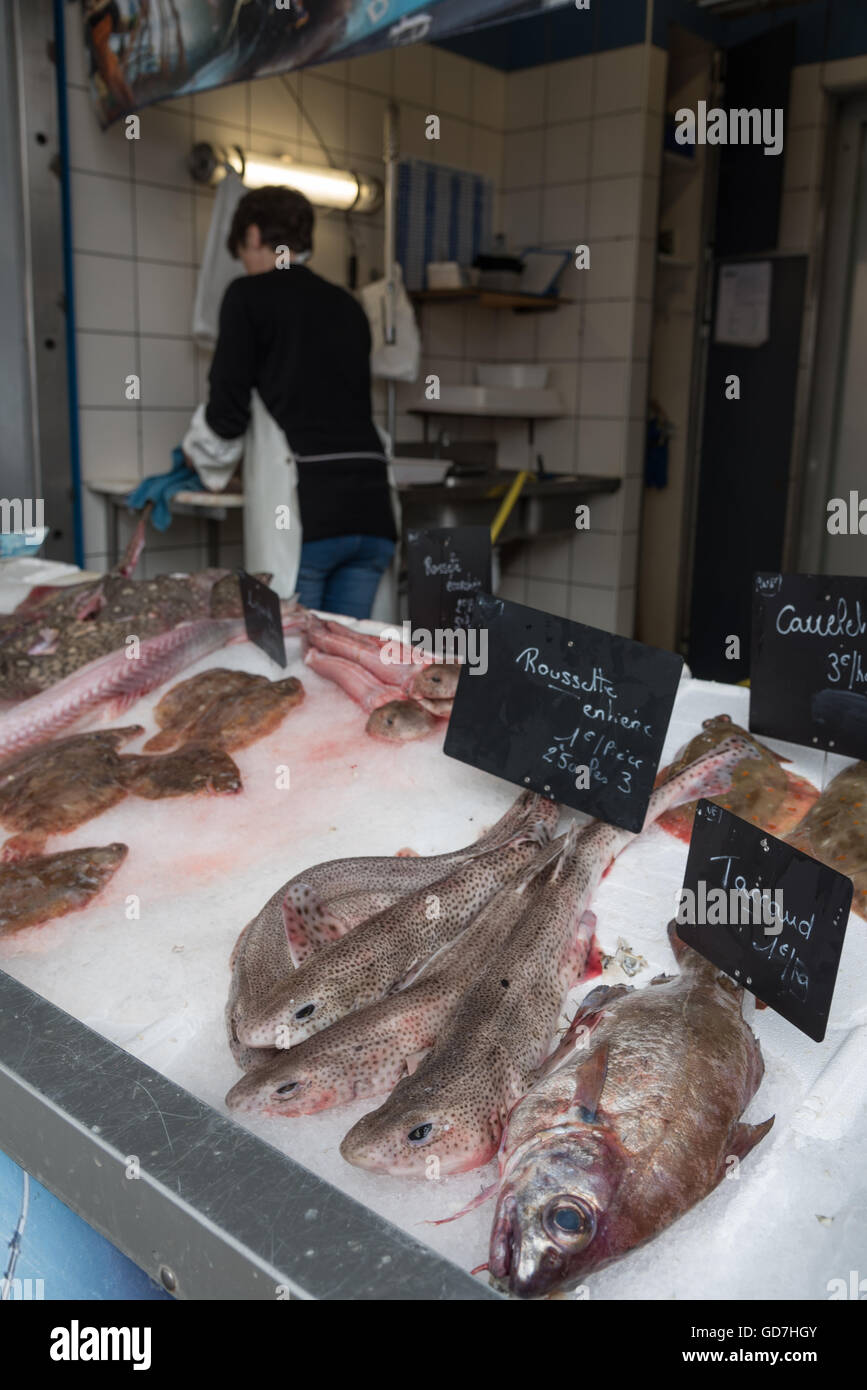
[{"xmin": 183, "ymin": 392, "xmax": 400, "ymax": 614}]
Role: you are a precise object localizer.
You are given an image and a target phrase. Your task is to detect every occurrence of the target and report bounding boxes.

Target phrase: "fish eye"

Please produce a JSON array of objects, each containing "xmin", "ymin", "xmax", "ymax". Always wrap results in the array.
[
  {"xmin": 294, "ymin": 1004, "xmax": 315, "ymax": 1020},
  {"xmin": 275, "ymin": 1082, "xmax": 299, "ymax": 1096},
  {"xmin": 542, "ymin": 1197, "xmax": 596, "ymax": 1250},
  {"xmin": 407, "ymin": 1122, "xmax": 434, "ymax": 1145}
]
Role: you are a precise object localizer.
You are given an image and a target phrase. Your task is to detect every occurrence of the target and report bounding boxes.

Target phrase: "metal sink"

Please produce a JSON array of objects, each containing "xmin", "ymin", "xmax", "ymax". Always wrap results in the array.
[{"xmin": 396, "ymin": 471, "xmax": 620, "ymax": 543}]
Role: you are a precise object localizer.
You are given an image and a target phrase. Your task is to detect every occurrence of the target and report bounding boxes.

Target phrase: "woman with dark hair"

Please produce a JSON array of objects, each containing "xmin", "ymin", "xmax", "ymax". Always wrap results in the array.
[{"xmin": 183, "ymin": 185, "xmax": 397, "ymax": 618}]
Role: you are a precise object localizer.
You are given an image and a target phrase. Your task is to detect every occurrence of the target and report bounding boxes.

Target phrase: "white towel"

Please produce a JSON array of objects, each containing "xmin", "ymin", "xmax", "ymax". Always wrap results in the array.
[
  {"xmin": 359, "ymin": 264, "xmax": 421, "ymax": 382},
  {"xmin": 192, "ymin": 169, "xmax": 246, "ymax": 347}
]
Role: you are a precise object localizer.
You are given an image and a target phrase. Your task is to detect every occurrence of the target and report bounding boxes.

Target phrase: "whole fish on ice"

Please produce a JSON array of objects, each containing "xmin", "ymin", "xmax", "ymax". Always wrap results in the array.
[
  {"xmin": 0, "ymin": 727, "xmax": 142, "ymax": 859},
  {"xmin": 489, "ymin": 922, "xmax": 773, "ymax": 1298},
  {"xmin": 656, "ymin": 713, "xmax": 817, "ymax": 841},
  {"xmin": 0, "ymin": 560, "xmax": 276, "ymax": 699},
  {"xmin": 0, "ymin": 604, "xmax": 303, "ymax": 760},
  {"xmin": 0, "ymin": 842, "xmax": 128, "ymax": 935},
  {"xmin": 226, "ymin": 789, "xmax": 557, "ymax": 1070},
  {"xmin": 225, "ymin": 833, "xmax": 567, "ymax": 1115},
  {"xmin": 304, "ymin": 646, "xmax": 442, "ymax": 741},
  {"xmin": 237, "ymin": 809, "xmax": 558, "ymax": 1051},
  {"xmin": 0, "ymin": 726, "xmax": 241, "ymax": 859},
  {"xmin": 786, "ymin": 758, "xmax": 867, "ymax": 919},
  {"xmin": 341, "ymin": 735, "xmax": 760, "ymax": 1178},
  {"xmin": 306, "ymin": 614, "xmax": 458, "ymax": 702},
  {"xmin": 143, "ymin": 667, "xmax": 304, "ymax": 753}
]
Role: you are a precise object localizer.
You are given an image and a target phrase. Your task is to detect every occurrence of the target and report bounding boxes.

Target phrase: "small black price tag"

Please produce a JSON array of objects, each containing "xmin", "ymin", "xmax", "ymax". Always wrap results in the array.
[
  {"xmin": 443, "ymin": 593, "xmax": 683, "ymax": 832},
  {"xmin": 238, "ymin": 570, "xmax": 286, "ymax": 668},
  {"xmin": 751, "ymin": 572, "xmax": 867, "ymax": 758},
  {"xmin": 406, "ymin": 526, "xmax": 492, "ymax": 633},
  {"xmin": 678, "ymin": 800, "xmax": 853, "ymax": 1042}
]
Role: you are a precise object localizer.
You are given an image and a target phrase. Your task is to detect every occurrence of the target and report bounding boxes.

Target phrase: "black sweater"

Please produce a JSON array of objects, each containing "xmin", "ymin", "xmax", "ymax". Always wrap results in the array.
[{"xmin": 205, "ymin": 266, "xmax": 396, "ymax": 543}]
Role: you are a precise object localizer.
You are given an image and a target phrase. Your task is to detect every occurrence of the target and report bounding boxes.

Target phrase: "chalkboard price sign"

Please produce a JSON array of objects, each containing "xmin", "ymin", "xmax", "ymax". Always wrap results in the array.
[
  {"xmin": 443, "ymin": 593, "xmax": 683, "ymax": 832},
  {"xmin": 406, "ymin": 527, "xmax": 492, "ymax": 633},
  {"xmin": 751, "ymin": 572, "xmax": 867, "ymax": 758},
  {"xmin": 678, "ymin": 800, "xmax": 852, "ymax": 1042},
  {"xmin": 238, "ymin": 570, "xmax": 287, "ymax": 669}
]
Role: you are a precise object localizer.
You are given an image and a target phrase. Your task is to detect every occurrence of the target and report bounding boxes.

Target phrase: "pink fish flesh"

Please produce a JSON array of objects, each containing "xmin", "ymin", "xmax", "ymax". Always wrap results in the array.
[{"xmin": 0, "ymin": 618, "xmax": 248, "ymax": 760}]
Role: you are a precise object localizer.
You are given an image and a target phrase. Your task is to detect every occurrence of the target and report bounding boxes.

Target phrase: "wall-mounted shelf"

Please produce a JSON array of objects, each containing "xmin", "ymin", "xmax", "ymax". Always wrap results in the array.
[
  {"xmin": 410, "ymin": 397, "xmax": 563, "ymax": 420},
  {"xmin": 410, "ymin": 288, "xmax": 569, "ymax": 313}
]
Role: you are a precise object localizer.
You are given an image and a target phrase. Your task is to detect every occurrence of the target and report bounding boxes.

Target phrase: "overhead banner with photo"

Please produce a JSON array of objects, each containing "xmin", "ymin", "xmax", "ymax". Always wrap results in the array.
[{"xmin": 80, "ymin": 0, "xmax": 572, "ymax": 128}]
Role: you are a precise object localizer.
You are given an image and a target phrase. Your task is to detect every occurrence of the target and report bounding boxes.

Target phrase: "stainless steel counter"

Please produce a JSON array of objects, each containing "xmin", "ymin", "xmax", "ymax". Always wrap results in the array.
[
  {"xmin": 0, "ymin": 969, "xmax": 498, "ymax": 1301},
  {"xmin": 399, "ymin": 475, "xmax": 620, "ymax": 543}
]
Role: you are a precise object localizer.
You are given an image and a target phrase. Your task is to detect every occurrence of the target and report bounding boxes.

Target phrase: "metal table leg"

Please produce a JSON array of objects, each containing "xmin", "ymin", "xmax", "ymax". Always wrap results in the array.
[{"xmin": 108, "ymin": 497, "xmax": 120, "ymax": 568}]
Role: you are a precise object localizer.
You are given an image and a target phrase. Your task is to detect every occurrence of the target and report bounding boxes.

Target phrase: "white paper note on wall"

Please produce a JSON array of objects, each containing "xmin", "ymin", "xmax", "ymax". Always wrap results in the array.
[{"xmin": 714, "ymin": 260, "xmax": 772, "ymax": 347}]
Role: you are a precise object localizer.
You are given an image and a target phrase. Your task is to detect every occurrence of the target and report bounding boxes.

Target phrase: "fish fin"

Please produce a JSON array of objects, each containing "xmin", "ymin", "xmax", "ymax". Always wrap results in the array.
[
  {"xmin": 728, "ymin": 1116, "xmax": 775, "ymax": 1166},
  {"xmin": 26, "ymin": 627, "xmax": 60, "ymax": 655},
  {"xmin": 282, "ymin": 882, "xmax": 344, "ymax": 966},
  {"xmin": 650, "ymin": 972, "xmax": 675, "ymax": 986},
  {"xmin": 512, "ymin": 832, "xmax": 569, "ymax": 894},
  {"xmin": 562, "ymin": 908, "xmax": 597, "ymax": 985},
  {"xmin": 666, "ymin": 918, "xmax": 695, "ymax": 965},
  {"xmin": 568, "ymin": 1043, "xmax": 610, "ymax": 1121},
  {"xmin": 143, "ymin": 729, "xmax": 181, "ymax": 753},
  {"xmin": 543, "ymin": 987, "xmax": 628, "ymax": 1074},
  {"xmin": 404, "ymin": 1048, "xmax": 431, "ymax": 1076},
  {"xmin": 1, "ymin": 832, "xmax": 48, "ymax": 862},
  {"xmin": 117, "ymin": 506, "xmax": 149, "ymax": 576},
  {"xmin": 229, "ymin": 919, "xmax": 254, "ymax": 969},
  {"xmin": 425, "ymin": 1182, "xmax": 498, "ymax": 1226},
  {"xmin": 551, "ymin": 821, "xmax": 581, "ymax": 880},
  {"xmin": 579, "ymin": 982, "xmax": 633, "ymax": 1015},
  {"xmin": 501, "ymin": 817, "xmax": 553, "ymax": 854}
]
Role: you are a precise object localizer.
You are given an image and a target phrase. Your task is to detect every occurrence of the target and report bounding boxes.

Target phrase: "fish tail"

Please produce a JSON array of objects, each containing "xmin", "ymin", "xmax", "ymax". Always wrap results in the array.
[{"xmin": 645, "ymin": 734, "xmax": 761, "ymax": 828}]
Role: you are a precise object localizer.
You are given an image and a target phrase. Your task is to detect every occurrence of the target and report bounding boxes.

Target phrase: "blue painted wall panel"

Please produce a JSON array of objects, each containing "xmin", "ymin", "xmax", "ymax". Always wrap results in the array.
[{"xmin": 1, "ymin": 1148, "xmax": 171, "ymax": 1302}]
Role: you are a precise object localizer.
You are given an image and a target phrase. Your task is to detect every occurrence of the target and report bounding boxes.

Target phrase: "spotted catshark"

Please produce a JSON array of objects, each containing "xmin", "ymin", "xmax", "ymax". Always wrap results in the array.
[
  {"xmin": 226, "ymin": 790, "xmax": 560, "ymax": 1069},
  {"xmin": 236, "ymin": 808, "xmax": 560, "ymax": 1053},
  {"xmin": 340, "ymin": 735, "xmax": 761, "ymax": 1179},
  {"xmin": 226, "ymin": 833, "xmax": 568, "ymax": 1115}
]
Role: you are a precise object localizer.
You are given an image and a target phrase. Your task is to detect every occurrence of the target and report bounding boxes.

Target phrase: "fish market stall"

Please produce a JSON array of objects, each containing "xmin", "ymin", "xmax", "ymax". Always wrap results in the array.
[{"xmin": 0, "ymin": 565, "xmax": 865, "ymax": 1300}]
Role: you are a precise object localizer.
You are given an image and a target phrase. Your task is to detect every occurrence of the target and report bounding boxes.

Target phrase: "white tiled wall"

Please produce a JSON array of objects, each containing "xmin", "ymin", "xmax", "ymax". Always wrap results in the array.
[
  {"xmin": 64, "ymin": 8, "xmax": 656, "ymax": 636},
  {"xmin": 64, "ymin": 6, "xmax": 506, "ymax": 575},
  {"xmin": 494, "ymin": 44, "xmax": 665, "ymax": 636},
  {"xmin": 778, "ymin": 54, "xmax": 867, "ymax": 573}
]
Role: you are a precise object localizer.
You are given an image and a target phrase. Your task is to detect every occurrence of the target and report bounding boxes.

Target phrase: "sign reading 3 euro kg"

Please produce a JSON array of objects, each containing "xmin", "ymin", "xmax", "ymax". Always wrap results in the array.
[
  {"xmin": 751, "ymin": 573, "xmax": 867, "ymax": 759},
  {"xmin": 443, "ymin": 594, "xmax": 684, "ymax": 832}
]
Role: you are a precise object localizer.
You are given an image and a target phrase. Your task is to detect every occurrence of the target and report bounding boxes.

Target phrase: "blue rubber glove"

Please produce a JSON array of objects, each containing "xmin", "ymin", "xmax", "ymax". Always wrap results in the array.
[{"xmin": 126, "ymin": 448, "xmax": 205, "ymax": 531}]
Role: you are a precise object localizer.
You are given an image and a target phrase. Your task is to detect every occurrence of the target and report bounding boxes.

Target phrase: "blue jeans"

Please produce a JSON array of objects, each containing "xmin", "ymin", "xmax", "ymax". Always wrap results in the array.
[{"xmin": 296, "ymin": 534, "xmax": 396, "ymax": 619}]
